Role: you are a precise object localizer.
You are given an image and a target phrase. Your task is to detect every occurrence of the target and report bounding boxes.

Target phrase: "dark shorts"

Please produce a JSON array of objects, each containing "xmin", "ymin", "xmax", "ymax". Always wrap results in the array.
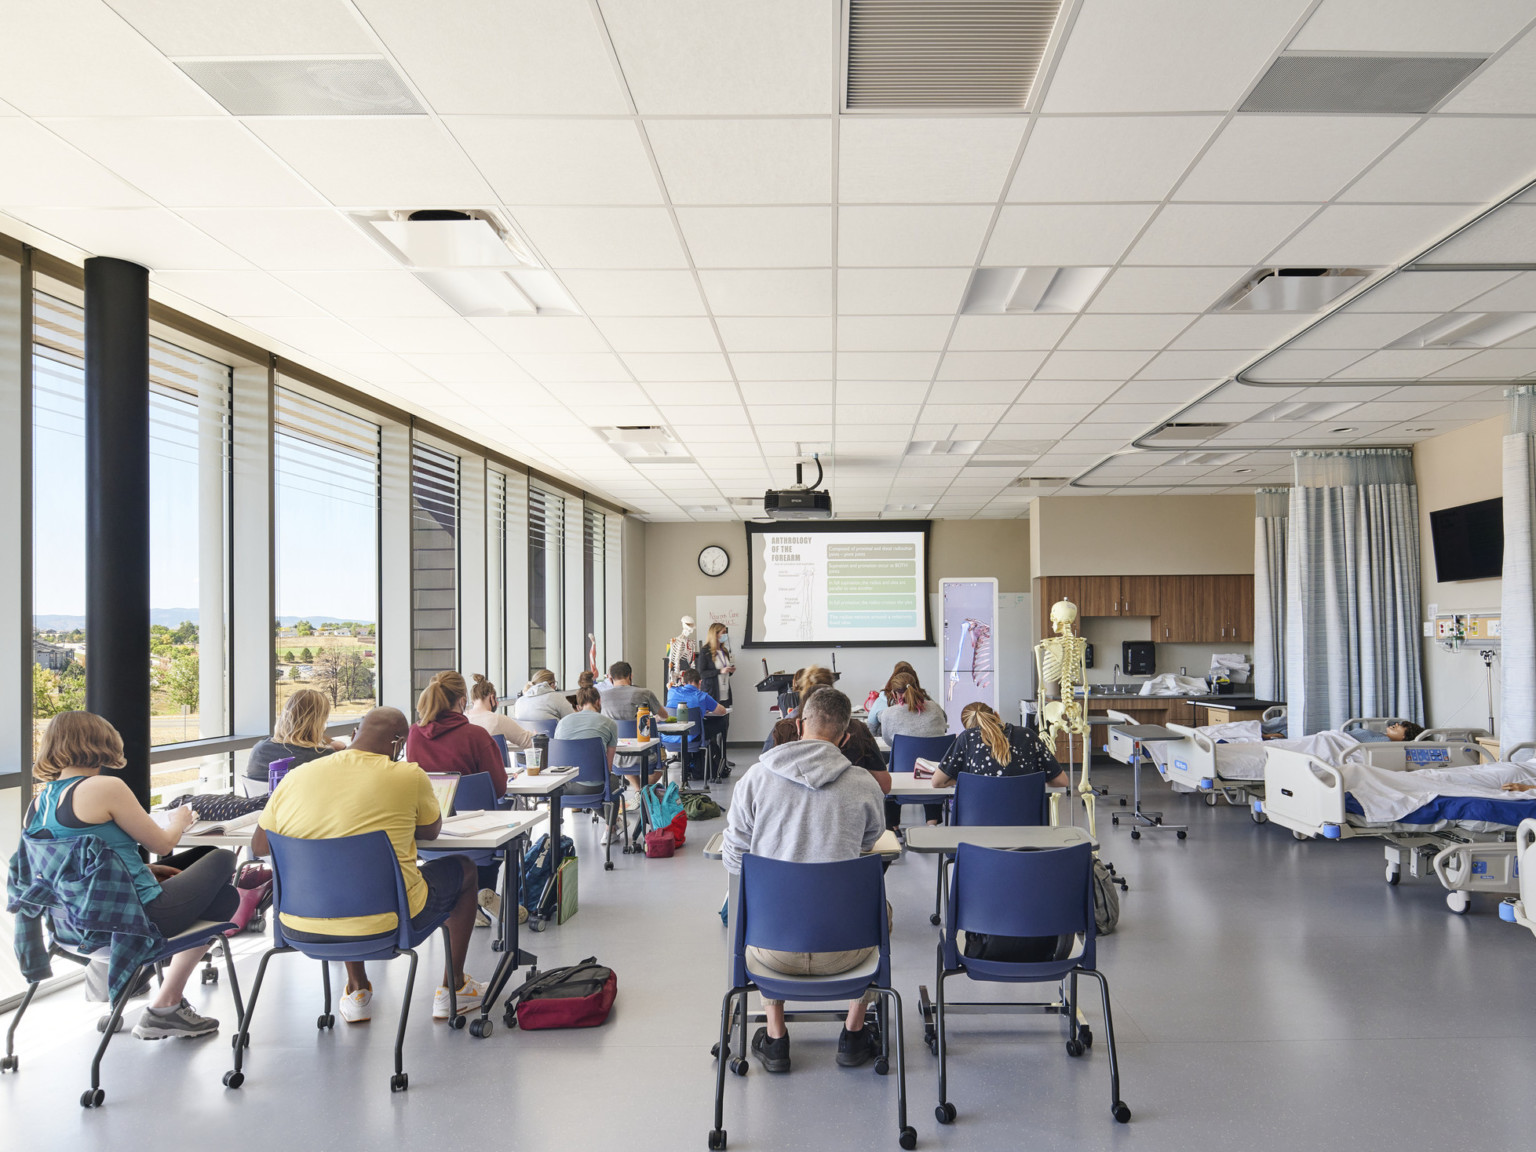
[{"xmin": 409, "ymin": 855, "xmax": 467, "ymax": 936}]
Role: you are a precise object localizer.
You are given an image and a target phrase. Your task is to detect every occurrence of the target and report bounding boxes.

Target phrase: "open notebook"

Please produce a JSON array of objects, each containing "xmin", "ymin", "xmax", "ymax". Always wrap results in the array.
[{"xmin": 151, "ymin": 808, "xmax": 262, "ymax": 837}]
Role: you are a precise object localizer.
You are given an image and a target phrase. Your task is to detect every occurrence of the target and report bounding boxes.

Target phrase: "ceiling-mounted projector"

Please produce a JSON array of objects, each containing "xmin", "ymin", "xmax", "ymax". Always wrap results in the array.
[{"xmin": 764, "ymin": 454, "xmax": 832, "ymax": 520}]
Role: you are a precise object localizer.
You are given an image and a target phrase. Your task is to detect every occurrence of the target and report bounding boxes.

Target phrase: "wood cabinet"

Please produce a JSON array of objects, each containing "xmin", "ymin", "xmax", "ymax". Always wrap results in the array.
[
  {"xmin": 1120, "ymin": 575, "xmax": 1161, "ymax": 616},
  {"xmin": 1038, "ymin": 573, "xmax": 1255, "ymax": 645}
]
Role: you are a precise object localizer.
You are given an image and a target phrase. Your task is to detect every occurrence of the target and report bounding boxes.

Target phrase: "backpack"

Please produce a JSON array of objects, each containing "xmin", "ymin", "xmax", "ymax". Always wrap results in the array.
[
  {"xmin": 522, "ymin": 833, "xmax": 575, "ymax": 919},
  {"xmin": 1092, "ymin": 857, "xmax": 1121, "ymax": 935},
  {"xmin": 679, "ymin": 789, "xmax": 722, "ymax": 821},
  {"xmin": 641, "ymin": 781, "xmax": 688, "ymax": 847},
  {"xmin": 508, "ymin": 957, "xmax": 617, "ymax": 1030},
  {"xmin": 224, "ymin": 861, "xmax": 273, "ymax": 936}
]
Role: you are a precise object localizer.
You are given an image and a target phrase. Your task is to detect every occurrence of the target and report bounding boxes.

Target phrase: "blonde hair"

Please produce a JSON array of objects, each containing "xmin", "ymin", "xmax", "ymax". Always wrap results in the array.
[
  {"xmin": 34, "ymin": 711, "xmax": 126, "ymax": 782},
  {"xmin": 793, "ymin": 665, "xmax": 834, "ymax": 702},
  {"xmin": 273, "ymin": 688, "xmax": 333, "ymax": 748},
  {"xmin": 527, "ymin": 668, "xmax": 556, "ymax": 692},
  {"xmin": 962, "ymin": 702, "xmax": 1010, "ymax": 766},
  {"xmin": 470, "ymin": 674, "xmax": 497, "ymax": 704},
  {"xmin": 706, "ymin": 622, "xmax": 728, "ymax": 654},
  {"xmin": 883, "ymin": 662, "xmax": 918, "ymax": 706},
  {"xmin": 417, "ymin": 670, "xmax": 467, "ymax": 725},
  {"xmin": 890, "ymin": 672, "xmax": 930, "ymax": 714}
]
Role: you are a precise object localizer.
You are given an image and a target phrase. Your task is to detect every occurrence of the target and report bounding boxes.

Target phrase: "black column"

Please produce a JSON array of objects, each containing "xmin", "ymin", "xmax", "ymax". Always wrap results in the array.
[{"xmin": 84, "ymin": 257, "xmax": 151, "ymax": 808}]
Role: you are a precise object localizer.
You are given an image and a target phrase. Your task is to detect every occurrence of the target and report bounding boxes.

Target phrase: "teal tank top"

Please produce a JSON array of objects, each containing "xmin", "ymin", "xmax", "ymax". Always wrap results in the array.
[{"xmin": 27, "ymin": 778, "xmax": 162, "ymax": 905}]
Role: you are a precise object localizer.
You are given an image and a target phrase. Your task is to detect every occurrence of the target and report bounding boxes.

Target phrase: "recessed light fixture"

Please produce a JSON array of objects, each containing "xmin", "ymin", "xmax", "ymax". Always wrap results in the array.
[
  {"xmin": 907, "ymin": 440, "xmax": 982, "ymax": 456},
  {"xmin": 177, "ymin": 57, "xmax": 424, "ymax": 116},
  {"xmin": 1404, "ymin": 426, "xmax": 1436, "ymax": 433},
  {"xmin": 962, "ymin": 266, "xmax": 1110, "ymax": 315},
  {"xmin": 1141, "ymin": 422, "xmax": 1232, "ymax": 444},
  {"xmin": 1256, "ymin": 400, "xmax": 1359, "ymax": 422},
  {"xmin": 1232, "ymin": 468, "xmax": 1254, "ymax": 474},
  {"xmin": 1327, "ymin": 426, "xmax": 1359, "ymax": 434},
  {"xmin": 1389, "ymin": 311, "xmax": 1536, "ymax": 350}
]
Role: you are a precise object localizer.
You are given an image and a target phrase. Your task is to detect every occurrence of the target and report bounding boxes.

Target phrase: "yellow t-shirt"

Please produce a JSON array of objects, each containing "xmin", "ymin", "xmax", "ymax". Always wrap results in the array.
[{"xmin": 257, "ymin": 749, "xmax": 440, "ymax": 937}]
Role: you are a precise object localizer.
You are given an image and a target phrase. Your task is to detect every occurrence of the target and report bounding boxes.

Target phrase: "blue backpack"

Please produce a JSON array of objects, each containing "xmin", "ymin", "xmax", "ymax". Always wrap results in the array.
[
  {"xmin": 641, "ymin": 782, "xmax": 686, "ymax": 841},
  {"xmin": 522, "ymin": 833, "xmax": 575, "ymax": 917}
]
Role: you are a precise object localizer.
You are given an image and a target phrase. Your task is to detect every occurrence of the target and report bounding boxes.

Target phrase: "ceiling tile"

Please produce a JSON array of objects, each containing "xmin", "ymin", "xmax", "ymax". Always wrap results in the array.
[
  {"xmin": 747, "ymin": 381, "xmax": 840, "ymax": 405},
  {"xmin": 937, "ymin": 350, "xmax": 1047, "ymax": 380},
  {"xmin": 238, "ymin": 315, "xmax": 382, "ymax": 355},
  {"xmin": 1126, "ymin": 204, "xmax": 1316, "ymax": 265},
  {"xmin": 1111, "ymin": 379, "xmax": 1217, "ymax": 403},
  {"xmin": 600, "ymin": 0, "xmax": 837, "ymax": 115},
  {"xmin": 399, "ymin": 352, "xmax": 532, "ymax": 383},
  {"xmin": 1342, "ymin": 118, "xmax": 1536, "ymax": 204},
  {"xmin": 1349, "ymin": 269, "xmax": 1516, "ymax": 312},
  {"xmin": 1287, "ymin": 311, "xmax": 1440, "ymax": 350},
  {"xmin": 248, "ymin": 119, "xmax": 496, "ymax": 207},
  {"xmin": 1020, "ymin": 380, "xmax": 1120, "ymax": 404},
  {"xmin": 730, "ymin": 352, "xmax": 834, "ymax": 380},
  {"xmin": 154, "ymin": 270, "xmax": 326, "ymax": 317},
  {"xmin": 1087, "ymin": 266, "xmax": 1247, "ymax": 313},
  {"xmin": 838, "ymin": 268, "xmax": 970, "ymax": 314},
  {"xmin": 837, "ymin": 381, "xmax": 931, "ymax": 405},
  {"xmin": 676, "ymin": 206, "xmax": 831, "ymax": 267},
  {"xmin": 560, "ymin": 270, "xmax": 706, "ymax": 316},
  {"xmin": 1043, "ymin": 0, "xmax": 1314, "ymax": 113},
  {"xmin": 1268, "ymin": 203, "xmax": 1477, "ymax": 265},
  {"xmin": 1244, "ymin": 348, "xmax": 1369, "ymax": 380},
  {"xmin": 349, "ymin": 316, "xmax": 497, "ymax": 353},
  {"xmin": 984, "ymin": 204, "xmax": 1157, "ymax": 265},
  {"xmin": 514, "ymin": 352, "xmax": 632, "ymax": 381},
  {"xmin": 178, "ymin": 208, "xmax": 394, "ymax": 269},
  {"xmin": 1464, "ymin": 270, "xmax": 1536, "ymax": 311},
  {"xmin": 837, "ymin": 315, "xmax": 954, "ymax": 350},
  {"xmin": 835, "ymin": 352, "xmax": 940, "ymax": 380},
  {"xmin": 1038, "ymin": 350, "xmax": 1155, "ymax": 380},
  {"xmin": 1136, "ymin": 349, "xmax": 1256, "ymax": 379},
  {"xmin": 623, "ymin": 351, "xmax": 733, "ymax": 381},
  {"xmin": 645, "ymin": 118, "xmax": 832, "ymax": 204},
  {"xmin": 1290, "ymin": 0, "xmax": 1534, "ymax": 52},
  {"xmin": 1167, "ymin": 313, "xmax": 1311, "ymax": 350},
  {"xmin": 838, "ymin": 205, "xmax": 993, "ymax": 267},
  {"xmin": 14, "ymin": 206, "xmax": 248, "ymax": 270},
  {"xmin": 470, "ymin": 316, "xmax": 611, "ymax": 354},
  {"xmin": 277, "ymin": 270, "xmax": 459, "ymax": 317},
  {"xmin": 838, "ymin": 118, "xmax": 1025, "ymax": 203},
  {"xmin": 948, "ymin": 314, "xmax": 1072, "ymax": 351},
  {"xmin": 1009, "ymin": 116, "xmax": 1219, "ymax": 201},
  {"xmin": 716, "ymin": 317, "xmax": 835, "ymax": 352},
  {"xmin": 1175, "ymin": 115, "xmax": 1415, "ymax": 202},
  {"xmin": 1445, "ymin": 27, "xmax": 1536, "ymax": 113},
  {"xmin": 1057, "ymin": 313, "xmax": 1195, "ymax": 350},
  {"xmin": 700, "ymin": 269, "xmax": 832, "ymax": 315},
  {"xmin": 1427, "ymin": 348, "xmax": 1536, "ymax": 378},
  {"xmin": 447, "ymin": 118, "xmax": 661, "ymax": 204},
  {"xmin": 513, "ymin": 206, "xmax": 687, "ymax": 268},
  {"xmin": 107, "ymin": 0, "xmax": 375, "ymax": 54},
  {"xmin": 594, "ymin": 316, "xmax": 722, "ymax": 353},
  {"xmin": 323, "ymin": 352, "xmax": 429, "ymax": 385},
  {"xmin": 0, "ymin": 119, "xmax": 154, "ymax": 208},
  {"xmin": 356, "ymin": 0, "xmax": 630, "ymax": 114}
]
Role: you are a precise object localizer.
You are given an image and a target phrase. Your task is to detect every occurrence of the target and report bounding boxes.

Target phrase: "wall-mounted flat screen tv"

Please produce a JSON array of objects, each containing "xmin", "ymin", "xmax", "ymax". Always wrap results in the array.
[{"xmin": 1429, "ymin": 497, "xmax": 1503, "ymax": 582}]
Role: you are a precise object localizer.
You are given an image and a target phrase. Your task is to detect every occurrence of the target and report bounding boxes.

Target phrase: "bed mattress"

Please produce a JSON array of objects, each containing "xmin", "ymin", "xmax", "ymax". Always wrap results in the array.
[{"xmin": 1345, "ymin": 792, "xmax": 1536, "ymax": 830}]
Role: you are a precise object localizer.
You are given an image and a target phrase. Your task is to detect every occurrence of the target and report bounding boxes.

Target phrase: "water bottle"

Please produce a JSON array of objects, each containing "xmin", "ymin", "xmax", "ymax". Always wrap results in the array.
[
  {"xmin": 636, "ymin": 706, "xmax": 652, "ymax": 743},
  {"xmin": 675, "ymin": 701, "xmax": 691, "ymax": 725}
]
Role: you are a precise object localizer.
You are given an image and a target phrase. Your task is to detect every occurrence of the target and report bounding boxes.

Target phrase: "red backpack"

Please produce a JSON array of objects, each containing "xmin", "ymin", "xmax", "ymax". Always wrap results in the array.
[{"xmin": 509, "ymin": 958, "xmax": 617, "ymax": 1030}]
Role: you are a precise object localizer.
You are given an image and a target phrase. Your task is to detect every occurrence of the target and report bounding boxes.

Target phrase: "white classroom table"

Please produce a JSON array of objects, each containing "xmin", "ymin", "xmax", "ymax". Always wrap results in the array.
[{"xmin": 885, "ymin": 771, "xmax": 956, "ymax": 800}]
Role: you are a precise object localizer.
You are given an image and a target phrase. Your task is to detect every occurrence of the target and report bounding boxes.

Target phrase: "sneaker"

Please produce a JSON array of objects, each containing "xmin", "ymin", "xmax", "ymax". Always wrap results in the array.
[
  {"xmin": 836, "ymin": 1025, "xmax": 879, "ymax": 1068},
  {"xmin": 338, "ymin": 986, "xmax": 373, "ymax": 1024},
  {"xmin": 132, "ymin": 999, "xmax": 219, "ymax": 1040},
  {"xmin": 751, "ymin": 1026, "xmax": 790, "ymax": 1073},
  {"xmin": 476, "ymin": 888, "xmax": 501, "ymax": 929},
  {"xmin": 433, "ymin": 975, "xmax": 486, "ymax": 1020},
  {"xmin": 518, "ymin": 904, "xmax": 529, "ymax": 925}
]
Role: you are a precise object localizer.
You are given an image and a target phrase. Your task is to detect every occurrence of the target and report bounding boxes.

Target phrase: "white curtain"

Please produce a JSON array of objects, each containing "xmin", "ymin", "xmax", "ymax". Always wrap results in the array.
[
  {"xmin": 1253, "ymin": 488, "xmax": 1288, "ymax": 700},
  {"xmin": 1285, "ymin": 449, "xmax": 1424, "ymax": 736},
  {"xmin": 1501, "ymin": 386, "xmax": 1536, "ymax": 746}
]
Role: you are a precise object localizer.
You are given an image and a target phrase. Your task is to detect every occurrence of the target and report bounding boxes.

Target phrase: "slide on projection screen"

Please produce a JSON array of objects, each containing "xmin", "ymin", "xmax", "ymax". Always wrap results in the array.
[{"xmin": 744, "ymin": 521, "xmax": 932, "ymax": 647}]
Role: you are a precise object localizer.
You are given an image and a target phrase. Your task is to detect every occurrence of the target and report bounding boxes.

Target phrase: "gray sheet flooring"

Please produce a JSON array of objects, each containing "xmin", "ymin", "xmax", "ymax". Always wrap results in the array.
[{"xmin": 3, "ymin": 756, "xmax": 1534, "ymax": 1152}]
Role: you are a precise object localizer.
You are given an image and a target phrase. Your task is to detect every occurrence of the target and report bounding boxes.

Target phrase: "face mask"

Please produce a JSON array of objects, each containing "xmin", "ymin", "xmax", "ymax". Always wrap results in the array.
[{"xmin": 719, "ymin": 633, "xmax": 729, "ymax": 644}]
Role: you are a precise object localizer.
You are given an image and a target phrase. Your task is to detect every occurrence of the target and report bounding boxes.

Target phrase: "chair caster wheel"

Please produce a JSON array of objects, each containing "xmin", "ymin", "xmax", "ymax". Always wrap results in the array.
[
  {"xmin": 449, "ymin": 1014, "xmax": 467, "ymax": 1030},
  {"xmin": 605, "ymin": 862, "xmax": 614, "ymax": 871},
  {"xmin": 1065, "ymin": 1039, "xmax": 1085, "ymax": 1057},
  {"xmin": 81, "ymin": 1088, "xmax": 104, "ymax": 1108},
  {"xmin": 1079, "ymin": 1026, "xmax": 1092, "ymax": 1049},
  {"xmin": 1111, "ymin": 816, "xmax": 1119, "ymax": 826},
  {"xmin": 491, "ymin": 939, "xmax": 505, "ymax": 953},
  {"xmin": 928, "ymin": 913, "xmax": 940, "ymax": 926},
  {"xmin": 201, "ymin": 968, "xmax": 219, "ymax": 984},
  {"xmin": 927, "ymin": 1036, "xmax": 938, "ymax": 1056},
  {"xmin": 729, "ymin": 1057, "xmax": 749, "ymax": 1076},
  {"xmin": 390, "ymin": 1073, "xmax": 409, "ymax": 1092},
  {"xmin": 317, "ymin": 1013, "xmax": 334, "ymax": 1030},
  {"xmin": 1176, "ymin": 830, "xmax": 1187, "ymax": 840},
  {"xmin": 469, "ymin": 1017, "xmax": 493, "ymax": 1038},
  {"xmin": 0, "ymin": 1055, "xmax": 16, "ymax": 1072},
  {"xmin": 1130, "ymin": 829, "xmax": 1140, "ymax": 840},
  {"xmin": 1113, "ymin": 1101, "xmax": 1132, "ymax": 1123},
  {"xmin": 530, "ymin": 919, "xmax": 546, "ymax": 933},
  {"xmin": 874, "ymin": 1056, "xmax": 889, "ymax": 1076},
  {"xmin": 707, "ymin": 1129, "xmax": 727, "ymax": 1150},
  {"xmin": 899, "ymin": 1125, "xmax": 917, "ymax": 1149},
  {"xmin": 223, "ymin": 1070, "xmax": 244, "ymax": 1089},
  {"xmin": 1119, "ymin": 797, "xmax": 1127, "ymax": 806},
  {"xmin": 935, "ymin": 1102, "xmax": 956, "ymax": 1124},
  {"xmin": 710, "ymin": 1042, "xmax": 721, "ymax": 1058}
]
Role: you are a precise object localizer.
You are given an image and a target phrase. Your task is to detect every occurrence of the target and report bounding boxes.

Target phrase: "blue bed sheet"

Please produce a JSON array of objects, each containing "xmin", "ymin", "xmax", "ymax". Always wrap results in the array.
[{"xmin": 1344, "ymin": 792, "xmax": 1536, "ymax": 827}]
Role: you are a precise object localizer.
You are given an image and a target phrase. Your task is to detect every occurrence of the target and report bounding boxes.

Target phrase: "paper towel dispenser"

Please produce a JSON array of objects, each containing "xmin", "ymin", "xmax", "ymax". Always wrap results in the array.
[{"xmin": 1122, "ymin": 641, "xmax": 1155, "ymax": 676}]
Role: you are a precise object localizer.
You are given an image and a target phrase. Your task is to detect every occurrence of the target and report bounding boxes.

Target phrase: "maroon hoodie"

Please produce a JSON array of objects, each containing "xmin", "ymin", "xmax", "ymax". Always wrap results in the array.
[{"xmin": 405, "ymin": 710, "xmax": 507, "ymax": 795}]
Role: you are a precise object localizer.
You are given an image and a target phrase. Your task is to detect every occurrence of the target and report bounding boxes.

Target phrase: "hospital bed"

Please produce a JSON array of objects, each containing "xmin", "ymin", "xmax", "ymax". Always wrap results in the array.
[
  {"xmin": 1341, "ymin": 716, "xmax": 1491, "ymax": 743},
  {"xmin": 1262, "ymin": 740, "xmax": 1536, "ymax": 913},
  {"xmin": 1503, "ymin": 818, "xmax": 1535, "ymax": 936}
]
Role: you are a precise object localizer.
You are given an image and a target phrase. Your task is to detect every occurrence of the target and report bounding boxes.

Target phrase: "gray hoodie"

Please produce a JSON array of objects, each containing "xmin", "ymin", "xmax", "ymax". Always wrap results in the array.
[{"xmin": 721, "ymin": 738, "xmax": 885, "ymax": 875}]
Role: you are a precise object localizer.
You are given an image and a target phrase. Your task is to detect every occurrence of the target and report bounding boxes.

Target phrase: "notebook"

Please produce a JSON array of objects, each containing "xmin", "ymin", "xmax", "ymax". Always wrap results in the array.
[{"xmin": 426, "ymin": 772, "xmax": 461, "ymax": 818}]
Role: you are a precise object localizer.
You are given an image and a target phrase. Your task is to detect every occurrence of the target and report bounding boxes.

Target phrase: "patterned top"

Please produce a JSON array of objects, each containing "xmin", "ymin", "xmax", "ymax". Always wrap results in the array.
[{"xmin": 937, "ymin": 724, "xmax": 1062, "ymax": 780}]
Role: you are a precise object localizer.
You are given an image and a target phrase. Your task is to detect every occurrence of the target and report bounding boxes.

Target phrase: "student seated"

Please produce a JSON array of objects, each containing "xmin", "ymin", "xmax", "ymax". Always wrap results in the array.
[
  {"xmin": 514, "ymin": 668, "xmax": 575, "ymax": 722},
  {"xmin": 877, "ymin": 672, "xmax": 948, "ymax": 740},
  {"xmin": 931, "ymin": 702, "xmax": 1066, "ymax": 788},
  {"xmin": 577, "ymin": 670, "xmax": 596, "ymax": 690},
  {"xmin": 865, "ymin": 661, "xmax": 919, "ymax": 736},
  {"xmin": 254, "ymin": 707, "xmax": 484, "ymax": 1024},
  {"xmin": 405, "ymin": 671, "xmax": 507, "ymax": 795},
  {"xmin": 465, "ymin": 674, "xmax": 535, "ymax": 752},
  {"xmin": 771, "ymin": 667, "xmax": 890, "ymax": 793},
  {"xmin": 666, "ymin": 667, "xmax": 727, "ymax": 779},
  {"xmin": 554, "ymin": 686, "xmax": 624, "ymax": 799},
  {"xmin": 243, "ymin": 688, "xmax": 345, "ymax": 789},
  {"xmin": 27, "ymin": 711, "xmax": 240, "ymax": 1039},
  {"xmin": 721, "ymin": 688, "xmax": 887, "ymax": 1074},
  {"xmin": 600, "ymin": 661, "xmax": 665, "ymax": 787}
]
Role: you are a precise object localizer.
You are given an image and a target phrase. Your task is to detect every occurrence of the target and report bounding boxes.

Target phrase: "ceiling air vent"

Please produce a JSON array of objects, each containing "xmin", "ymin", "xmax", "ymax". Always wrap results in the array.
[
  {"xmin": 1240, "ymin": 54, "xmax": 1485, "ymax": 114},
  {"xmin": 176, "ymin": 57, "xmax": 424, "ymax": 116},
  {"xmin": 845, "ymin": 0, "xmax": 1066, "ymax": 111},
  {"xmin": 599, "ymin": 426, "xmax": 693, "ymax": 463},
  {"xmin": 1141, "ymin": 423, "xmax": 1231, "ymax": 445},
  {"xmin": 1219, "ymin": 267, "xmax": 1369, "ymax": 313}
]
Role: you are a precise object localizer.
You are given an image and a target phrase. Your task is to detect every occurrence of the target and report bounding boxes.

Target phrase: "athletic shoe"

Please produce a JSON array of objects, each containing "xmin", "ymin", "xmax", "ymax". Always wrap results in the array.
[
  {"xmin": 433, "ymin": 975, "xmax": 486, "ymax": 1019},
  {"xmin": 518, "ymin": 904, "xmax": 529, "ymax": 925},
  {"xmin": 132, "ymin": 999, "xmax": 219, "ymax": 1040},
  {"xmin": 476, "ymin": 888, "xmax": 501, "ymax": 928},
  {"xmin": 836, "ymin": 1026, "xmax": 879, "ymax": 1068},
  {"xmin": 751, "ymin": 1026, "xmax": 790, "ymax": 1073},
  {"xmin": 338, "ymin": 987, "xmax": 373, "ymax": 1024}
]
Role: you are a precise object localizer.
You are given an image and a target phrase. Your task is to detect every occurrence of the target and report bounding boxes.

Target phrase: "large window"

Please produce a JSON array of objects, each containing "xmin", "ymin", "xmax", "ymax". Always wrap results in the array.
[
  {"xmin": 583, "ymin": 506, "xmax": 606, "ymax": 677},
  {"xmin": 528, "ymin": 482, "xmax": 564, "ymax": 676},
  {"xmin": 488, "ymin": 469, "xmax": 508, "ymax": 692},
  {"xmin": 275, "ymin": 387, "xmax": 380, "ymax": 720},
  {"xmin": 411, "ymin": 440, "xmax": 459, "ymax": 696}
]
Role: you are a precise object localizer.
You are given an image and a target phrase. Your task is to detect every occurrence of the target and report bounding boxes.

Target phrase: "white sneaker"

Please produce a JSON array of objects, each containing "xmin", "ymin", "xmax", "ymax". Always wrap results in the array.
[
  {"xmin": 339, "ymin": 986, "xmax": 373, "ymax": 1024},
  {"xmin": 433, "ymin": 975, "xmax": 486, "ymax": 1020},
  {"xmin": 477, "ymin": 888, "xmax": 502, "ymax": 922}
]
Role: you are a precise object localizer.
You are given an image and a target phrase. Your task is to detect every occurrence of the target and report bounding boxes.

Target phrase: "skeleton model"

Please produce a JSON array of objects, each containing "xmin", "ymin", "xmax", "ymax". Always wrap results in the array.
[
  {"xmin": 1035, "ymin": 599, "xmax": 1095, "ymax": 835},
  {"xmin": 667, "ymin": 615, "xmax": 697, "ymax": 687},
  {"xmin": 947, "ymin": 618, "xmax": 993, "ymax": 702}
]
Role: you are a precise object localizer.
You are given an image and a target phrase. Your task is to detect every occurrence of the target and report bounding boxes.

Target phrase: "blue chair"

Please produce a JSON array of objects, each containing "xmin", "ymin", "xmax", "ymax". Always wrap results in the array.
[
  {"xmin": 712, "ymin": 854, "xmax": 915, "ymax": 1151},
  {"xmin": 225, "ymin": 830, "xmax": 464, "ymax": 1094},
  {"xmin": 519, "ymin": 717, "xmax": 559, "ymax": 738},
  {"xmin": 927, "ymin": 772, "xmax": 1049, "ymax": 926},
  {"xmin": 889, "ymin": 734, "xmax": 954, "ymax": 827},
  {"xmin": 665, "ymin": 711, "xmax": 713, "ymax": 788},
  {"xmin": 422, "ymin": 773, "xmax": 506, "ymax": 905},
  {"xmin": 492, "ymin": 733, "xmax": 511, "ymax": 768},
  {"xmin": 932, "ymin": 842, "xmax": 1129, "ymax": 1126},
  {"xmin": 551, "ymin": 736, "xmax": 622, "ymax": 871},
  {"xmin": 3, "ymin": 836, "xmax": 243, "ymax": 1109}
]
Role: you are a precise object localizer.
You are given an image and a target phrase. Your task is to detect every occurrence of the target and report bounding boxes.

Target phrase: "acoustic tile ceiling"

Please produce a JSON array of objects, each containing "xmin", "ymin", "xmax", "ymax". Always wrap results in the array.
[{"xmin": 2, "ymin": 0, "xmax": 1536, "ymax": 518}]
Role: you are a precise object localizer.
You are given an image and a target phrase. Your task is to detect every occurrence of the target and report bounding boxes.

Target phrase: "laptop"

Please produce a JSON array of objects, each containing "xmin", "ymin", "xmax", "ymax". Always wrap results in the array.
[{"xmin": 426, "ymin": 772, "xmax": 461, "ymax": 817}]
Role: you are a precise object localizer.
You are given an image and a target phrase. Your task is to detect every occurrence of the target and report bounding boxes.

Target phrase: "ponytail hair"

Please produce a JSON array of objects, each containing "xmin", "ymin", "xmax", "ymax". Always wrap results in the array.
[
  {"xmin": 890, "ymin": 672, "xmax": 929, "ymax": 714},
  {"xmin": 470, "ymin": 673, "xmax": 497, "ymax": 704},
  {"xmin": 417, "ymin": 670, "xmax": 467, "ymax": 725},
  {"xmin": 962, "ymin": 702, "xmax": 1010, "ymax": 766},
  {"xmin": 575, "ymin": 685, "xmax": 603, "ymax": 710},
  {"xmin": 883, "ymin": 662, "xmax": 919, "ymax": 705}
]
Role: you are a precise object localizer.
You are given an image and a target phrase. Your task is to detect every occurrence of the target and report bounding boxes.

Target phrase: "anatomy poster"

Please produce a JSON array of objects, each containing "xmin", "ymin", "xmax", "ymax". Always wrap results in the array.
[{"xmin": 940, "ymin": 578, "xmax": 998, "ymax": 734}]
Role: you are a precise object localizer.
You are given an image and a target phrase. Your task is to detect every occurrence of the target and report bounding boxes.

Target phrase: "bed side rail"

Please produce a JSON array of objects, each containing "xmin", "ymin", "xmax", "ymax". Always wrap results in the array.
[
  {"xmin": 1343, "ymin": 741, "xmax": 1490, "ymax": 770},
  {"xmin": 1262, "ymin": 747, "xmax": 1345, "ymax": 837},
  {"xmin": 1415, "ymin": 727, "xmax": 1492, "ymax": 743}
]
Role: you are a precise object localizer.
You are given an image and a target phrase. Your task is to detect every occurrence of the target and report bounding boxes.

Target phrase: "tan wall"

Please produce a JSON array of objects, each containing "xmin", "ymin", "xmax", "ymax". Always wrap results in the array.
[
  {"xmin": 1030, "ymin": 494, "xmax": 1255, "ymax": 577},
  {"xmin": 1413, "ymin": 417, "xmax": 1505, "ymax": 729},
  {"xmin": 638, "ymin": 519, "xmax": 1031, "ymax": 688}
]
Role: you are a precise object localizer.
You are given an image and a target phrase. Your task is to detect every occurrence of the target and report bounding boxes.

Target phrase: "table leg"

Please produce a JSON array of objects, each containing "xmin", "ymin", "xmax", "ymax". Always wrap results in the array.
[{"xmin": 481, "ymin": 832, "xmax": 537, "ymax": 1027}]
